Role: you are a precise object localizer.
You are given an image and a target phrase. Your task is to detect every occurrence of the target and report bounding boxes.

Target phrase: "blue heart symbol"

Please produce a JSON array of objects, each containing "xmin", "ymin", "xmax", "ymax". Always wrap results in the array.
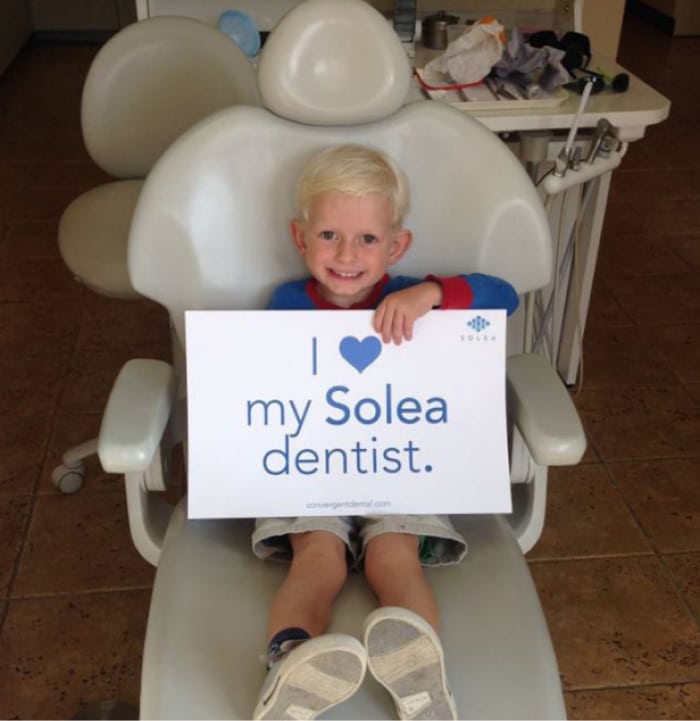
[{"xmin": 339, "ymin": 336, "xmax": 382, "ymax": 373}]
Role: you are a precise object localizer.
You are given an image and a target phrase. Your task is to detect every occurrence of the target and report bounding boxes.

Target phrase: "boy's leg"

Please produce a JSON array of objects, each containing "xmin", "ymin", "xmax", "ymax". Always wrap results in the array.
[
  {"xmin": 255, "ymin": 530, "xmax": 365, "ymax": 720},
  {"xmin": 363, "ymin": 532, "xmax": 439, "ymax": 629},
  {"xmin": 267, "ymin": 529, "xmax": 348, "ymax": 639},
  {"xmin": 362, "ymin": 532, "xmax": 457, "ymax": 720}
]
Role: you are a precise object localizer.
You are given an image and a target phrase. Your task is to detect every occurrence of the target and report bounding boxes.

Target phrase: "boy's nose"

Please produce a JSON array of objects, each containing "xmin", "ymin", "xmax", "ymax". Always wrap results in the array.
[{"xmin": 336, "ymin": 238, "xmax": 357, "ymax": 261}]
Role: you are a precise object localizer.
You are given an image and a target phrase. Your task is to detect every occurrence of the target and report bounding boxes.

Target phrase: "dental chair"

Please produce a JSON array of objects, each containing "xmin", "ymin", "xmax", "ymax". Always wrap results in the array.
[
  {"xmin": 97, "ymin": 1, "xmax": 586, "ymax": 717},
  {"xmin": 52, "ymin": 15, "xmax": 261, "ymax": 494}
]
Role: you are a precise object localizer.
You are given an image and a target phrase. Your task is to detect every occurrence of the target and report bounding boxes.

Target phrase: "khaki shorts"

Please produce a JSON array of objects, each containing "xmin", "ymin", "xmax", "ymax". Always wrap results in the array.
[{"xmin": 252, "ymin": 514, "xmax": 467, "ymax": 569}]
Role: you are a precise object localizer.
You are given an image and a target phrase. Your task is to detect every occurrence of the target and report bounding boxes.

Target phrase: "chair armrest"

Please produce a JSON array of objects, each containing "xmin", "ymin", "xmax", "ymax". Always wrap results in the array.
[
  {"xmin": 98, "ymin": 359, "xmax": 176, "ymax": 473},
  {"xmin": 506, "ymin": 353, "xmax": 586, "ymax": 466}
]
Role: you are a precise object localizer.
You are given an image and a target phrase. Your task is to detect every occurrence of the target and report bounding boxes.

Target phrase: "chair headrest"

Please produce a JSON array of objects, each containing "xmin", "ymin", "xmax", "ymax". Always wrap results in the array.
[
  {"xmin": 81, "ymin": 16, "xmax": 260, "ymax": 178},
  {"xmin": 258, "ymin": 0, "xmax": 412, "ymax": 125}
]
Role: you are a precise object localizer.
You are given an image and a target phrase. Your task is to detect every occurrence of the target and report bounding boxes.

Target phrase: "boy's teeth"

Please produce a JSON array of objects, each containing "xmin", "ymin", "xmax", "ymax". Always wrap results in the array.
[{"xmin": 334, "ymin": 270, "xmax": 360, "ymax": 278}]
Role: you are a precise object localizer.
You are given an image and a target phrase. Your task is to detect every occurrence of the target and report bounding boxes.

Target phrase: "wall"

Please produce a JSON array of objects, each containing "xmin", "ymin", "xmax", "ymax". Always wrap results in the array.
[
  {"xmin": 20, "ymin": 0, "xmax": 626, "ymax": 59},
  {"xmin": 30, "ymin": 0, "xmax": 136, "ymax": 31},
  {"xmin": 582, "ymin": 0, "xmax": 626, "ymax": 59},
  {"xmin": 641, "ymin": 0, "xmax": 700, "ymax": 34},
  {"xmin": 0, "ymin": 0, "xmax": 32, "ymax": 74}
]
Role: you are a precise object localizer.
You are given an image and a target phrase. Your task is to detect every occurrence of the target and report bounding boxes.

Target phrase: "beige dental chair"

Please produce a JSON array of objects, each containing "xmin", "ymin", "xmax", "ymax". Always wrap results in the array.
[
  {"xmin": 52, "ymin": 15, "xmax": 261, "ymax": 493},
  {"xmin": 97, "ymin": 1, "xmax": 586, "ymax": 717}
]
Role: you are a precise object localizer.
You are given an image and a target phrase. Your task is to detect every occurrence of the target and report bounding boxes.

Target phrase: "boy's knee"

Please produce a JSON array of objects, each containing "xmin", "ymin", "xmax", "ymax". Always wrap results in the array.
[
  {"xmin": 365, "ymin": 533, "xmax": 420, "ymax": 579},
  {"xmin": 290, "ymin": 531, "xmax": 347, "ymax": 585}
]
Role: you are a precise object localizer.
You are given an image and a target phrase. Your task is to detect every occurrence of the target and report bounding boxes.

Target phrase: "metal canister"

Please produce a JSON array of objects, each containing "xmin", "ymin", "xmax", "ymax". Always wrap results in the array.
[{"xmin": 422, "ymin": 11, "xmax": 458, "ymax": 50}]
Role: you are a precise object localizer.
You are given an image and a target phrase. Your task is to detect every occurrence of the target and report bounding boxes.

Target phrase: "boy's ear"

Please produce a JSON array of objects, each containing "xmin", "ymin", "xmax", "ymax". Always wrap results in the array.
[
  {"xmin": 388, "ymin": 228, "xmax": 412, "ymax": 265},
  {"xmin": 290, "ymin": 219, "xmax": 307, "ymax": 255}
]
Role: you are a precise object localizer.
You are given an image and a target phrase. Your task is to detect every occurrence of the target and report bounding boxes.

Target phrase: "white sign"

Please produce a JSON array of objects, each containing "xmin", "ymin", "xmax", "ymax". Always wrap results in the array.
[{"xmin": 185, "ymin": 310, "xmax": 511, "ymax": 519}]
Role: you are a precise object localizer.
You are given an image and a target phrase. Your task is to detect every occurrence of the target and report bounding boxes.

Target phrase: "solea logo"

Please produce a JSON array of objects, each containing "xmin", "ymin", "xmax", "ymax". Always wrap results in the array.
[
  {"xmin": 467, "ymin": 316, "xmax": 490, "ymax": 333},
  {"xmin": 461, "ymin": 315, "xmax": 496, "ymax": 343}
]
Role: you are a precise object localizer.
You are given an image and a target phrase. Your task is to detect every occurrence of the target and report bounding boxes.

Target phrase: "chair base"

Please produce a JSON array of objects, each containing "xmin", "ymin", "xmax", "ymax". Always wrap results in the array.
[
  {"xmin": 140, "ymin": 500, "xmax": 565, "ymax": 720},
  {"xmin": 52, "ymin": 437, "xmax": 99, "ymax": 494}
]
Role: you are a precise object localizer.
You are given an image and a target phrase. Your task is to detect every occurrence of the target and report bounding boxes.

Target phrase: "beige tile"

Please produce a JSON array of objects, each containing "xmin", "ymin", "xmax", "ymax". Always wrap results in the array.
[
  {"xmin": 665, "ymin": 552, "xmax": 700, "ymax": 619},
  {"xmin": 27, "ymin": 160, "xmax": 110, "ymax": 190},
  {"xmin": 58, "ymin": 346, "xmax": 171, "ymax": 415},
  {"xmin": 575, "ymin": 386, "xmax": 700, "ymax": 461},
  {"xmin": 0, "ymin": 221, "xmax": 60, "ymax": 258},
  {"xmin": 0, "ymin": 415, "xmax": 52, "ymax": 495},
  {"xmin": 651, "ymin": 324, "xmax": 700, "ymax": 384},
  {"xmin": 673, "ymin": 235, "xmax": 700, "ymax": 271},
  {"xmin": 579, "ymin": 326, "xmax": 678, "ymax": 388},
  {"xmin": 0, "ymin": 496, "xmax": 31, "ymax": 598},
  {"xmin": 528, "ymin": 465, "xmax": 651, "ymax": 561},
  {"xmin": 607, "ymin": 273, "xmax": 700, "ymax": 326},
  {"xmin": 566, "ymin": 683, "xmax": 700, "ymax": 720},
  {"xmin": 585, "ymin": 278, "xmax": 635, "ymax": 329},
  {"xmin": 610, "ymin": 460, "xmax": 700, "ymax": 553},
  {"xmin": 0, "ymin": 163, "xmax": 32, "ymax": 193},
  {"xmin": 0, "ymin": 354, "xmax": 70, "ymax": 417},
  {"xmin": 0, "ymin": 301, "xmax": 82, "ymax": 354},
  {"xmin": 0, "ymin": 256, "xmax": 85, "ymax": 302},
  {"xmin": 77, "ymin": 296, "xmax": 171, "ymax": 352},
  {"xmin": 685, "ymin": 384, "xmax": 700, "ymax": 405},
  {"xmin": 579, "ymin": 432, "xmax": 601, "ymax": 464},
  {"xmin": 13, "ymin": 491, "xmax": 154, "ymax": 596},
  {"xmin": 39, "ymin": 130, "xmax": 92, "ymax": 163},
  {"xmin": 530, "ymin": 556, "xmax": 700, "ymax": 689},
  {"xmin": 11, "ymin": 184, "xmax": 86, "ymax": 222},
  {"xmin": 597, "ymin": 233, "xmax": 693, "ymax": 279},
  {"xmin": 603, "ymin": 198, "xmax": 700, "ymax": 237},
  {"xmin": 0, "ymin": 590, "xmax": 149, "ymax": 719},
  {"xmin": 608, "ymin": 168, "xmax": 700, "ymax": 205},
  {"xmin": 0, "ymin": 132, "xmax": 47, "ymax": 164}
]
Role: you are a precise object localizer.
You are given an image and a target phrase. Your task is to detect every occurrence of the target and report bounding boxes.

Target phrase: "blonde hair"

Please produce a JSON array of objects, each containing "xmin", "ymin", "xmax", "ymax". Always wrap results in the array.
[{"xmin": 295, "ymin": 144, "xmax": 410, "ymax": 227}]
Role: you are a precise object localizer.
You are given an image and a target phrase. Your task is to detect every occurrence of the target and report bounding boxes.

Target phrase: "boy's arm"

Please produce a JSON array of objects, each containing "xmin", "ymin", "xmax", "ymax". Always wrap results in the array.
[
  {"xmin": 425, "ymin": 273, "xmax": 519, "ymax": 315},
  {"xmin": 374, "ymin": 274, "xmax": 519, "ymax": 344},
  {"xmin": 374, "ymin": 281, "xmax": 443, "ymax": 344}
]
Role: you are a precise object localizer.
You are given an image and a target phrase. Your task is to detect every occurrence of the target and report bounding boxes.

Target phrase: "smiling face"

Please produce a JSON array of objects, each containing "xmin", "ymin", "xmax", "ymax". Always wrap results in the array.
[{"xmin": 291, "ymin": 191, "xmax": 412, "ymax": 308}]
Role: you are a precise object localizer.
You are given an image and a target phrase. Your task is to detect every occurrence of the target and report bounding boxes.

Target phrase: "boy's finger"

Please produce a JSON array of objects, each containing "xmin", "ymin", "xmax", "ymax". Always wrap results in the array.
[
  {"xmin": 392, "ymin": 313, "xmax": 404, "ymax": 345},
  {"xmin": 373, "ymin": 303, "xmax": 385, "ymax": 333},
  {"xmin": 385, "ymin": 309, "xmax": 400, "ymax": 345},
  {"xmin": 380, "ymin": 306, "xmax": 394, "ymax": 343},
  {"xmin": 403, "ymin": 317, "xmax": 414, "ymax": 342}
]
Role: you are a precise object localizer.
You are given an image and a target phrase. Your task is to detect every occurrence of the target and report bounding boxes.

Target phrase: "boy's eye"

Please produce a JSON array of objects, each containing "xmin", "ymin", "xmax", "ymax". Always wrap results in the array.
[
  {"xmin": 361, "ymin": 234, "xmax": 378, "ymax": 244},
  {"xmin": 319, "ymin": 230, "xmax": 336, "ymax": 240}
]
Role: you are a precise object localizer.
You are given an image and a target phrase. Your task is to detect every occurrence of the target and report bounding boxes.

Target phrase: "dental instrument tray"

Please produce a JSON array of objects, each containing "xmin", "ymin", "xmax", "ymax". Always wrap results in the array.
[{"xmin": 414, "ymin": 67, "xmax": 568, "ymax": 111}]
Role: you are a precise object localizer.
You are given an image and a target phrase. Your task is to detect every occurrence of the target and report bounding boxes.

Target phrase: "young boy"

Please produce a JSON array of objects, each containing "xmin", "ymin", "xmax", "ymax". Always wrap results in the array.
[{"xmin": 252, "ymin": 144, "xmax": 518, "ymax": 720}]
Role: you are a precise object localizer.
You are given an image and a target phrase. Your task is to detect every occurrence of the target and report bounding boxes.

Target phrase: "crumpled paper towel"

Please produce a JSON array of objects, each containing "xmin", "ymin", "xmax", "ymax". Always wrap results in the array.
[{"xmin": 425, "ymin": 16, "xmax": 506, "ymax": 84}]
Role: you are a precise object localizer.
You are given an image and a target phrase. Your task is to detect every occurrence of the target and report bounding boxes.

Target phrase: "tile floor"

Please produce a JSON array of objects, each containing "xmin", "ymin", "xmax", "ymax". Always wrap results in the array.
[{"xmin": 0, "ymin": 8, "xmax": 699, "ymax": 720}]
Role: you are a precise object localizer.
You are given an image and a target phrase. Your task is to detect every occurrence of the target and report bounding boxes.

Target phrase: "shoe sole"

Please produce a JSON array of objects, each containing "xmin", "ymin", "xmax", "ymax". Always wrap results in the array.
[
  {"xmin": 254, "ymin": 634, "xmax": 367, "ymax": 720},
  {"xmin": 364, "ymin": 607, "xmax": 457, "ymax": 720}
]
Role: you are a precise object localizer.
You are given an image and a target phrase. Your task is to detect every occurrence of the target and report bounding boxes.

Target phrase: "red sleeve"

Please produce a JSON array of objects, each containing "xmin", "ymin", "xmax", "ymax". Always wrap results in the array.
[{"xmin": 425, "ymin": 275, "xmax": 473, "ymax": 309}]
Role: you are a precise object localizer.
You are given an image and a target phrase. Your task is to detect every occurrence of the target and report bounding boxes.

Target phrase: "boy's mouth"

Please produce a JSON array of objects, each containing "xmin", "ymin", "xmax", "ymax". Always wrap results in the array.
[{"xmin": 328, "ymin": 269, "xmax": 363, "ymax": 279}]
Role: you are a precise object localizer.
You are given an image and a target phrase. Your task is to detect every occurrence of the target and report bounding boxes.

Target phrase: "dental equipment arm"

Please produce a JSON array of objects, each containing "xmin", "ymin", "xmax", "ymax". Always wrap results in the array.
[{"xmin": 554, "ymin": 75, "xmax": 594, "ymax": 177}]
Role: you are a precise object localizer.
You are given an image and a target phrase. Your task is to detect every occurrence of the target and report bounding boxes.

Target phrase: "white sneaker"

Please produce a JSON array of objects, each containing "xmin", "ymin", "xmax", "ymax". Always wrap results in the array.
[
  {"xmin": 253, "ymin": 634, "xmax": 367, "ymax": 720},
  {"xmin": 363, "ymin": 607, "xmax": 457, "ymax": 720}
]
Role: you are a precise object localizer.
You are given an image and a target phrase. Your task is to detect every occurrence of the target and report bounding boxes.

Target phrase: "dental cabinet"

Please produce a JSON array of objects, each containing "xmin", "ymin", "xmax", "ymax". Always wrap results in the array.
[
  {"xmin": 411, "ymin": 41, "xmax": 670, "ymax": 384},
  {"xmin": 135, "ymin": 0, "xmax": 670, "ymax": 386}
]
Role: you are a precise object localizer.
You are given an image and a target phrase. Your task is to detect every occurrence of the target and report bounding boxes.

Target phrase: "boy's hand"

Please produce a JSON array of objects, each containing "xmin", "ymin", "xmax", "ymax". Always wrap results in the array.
[{"xmin": 373, "ymin": 281, "xmax": 443, "ymax": 344}]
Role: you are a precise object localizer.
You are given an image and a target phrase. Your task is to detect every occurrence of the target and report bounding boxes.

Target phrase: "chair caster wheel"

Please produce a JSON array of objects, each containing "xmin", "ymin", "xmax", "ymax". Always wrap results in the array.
[{"xmin": 52, "ymin": 462, "xmax": 86, "ymax": 494}]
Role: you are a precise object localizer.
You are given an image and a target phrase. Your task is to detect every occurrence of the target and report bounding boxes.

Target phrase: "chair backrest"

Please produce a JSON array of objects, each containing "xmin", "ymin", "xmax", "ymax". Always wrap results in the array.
[
  {"xmin": 128, "ymin": 0, "xmax": 552, "ymax": 348},
  {"xmin": 81, "ymin": 16, "xmax": 261, "ymax": 178}
]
